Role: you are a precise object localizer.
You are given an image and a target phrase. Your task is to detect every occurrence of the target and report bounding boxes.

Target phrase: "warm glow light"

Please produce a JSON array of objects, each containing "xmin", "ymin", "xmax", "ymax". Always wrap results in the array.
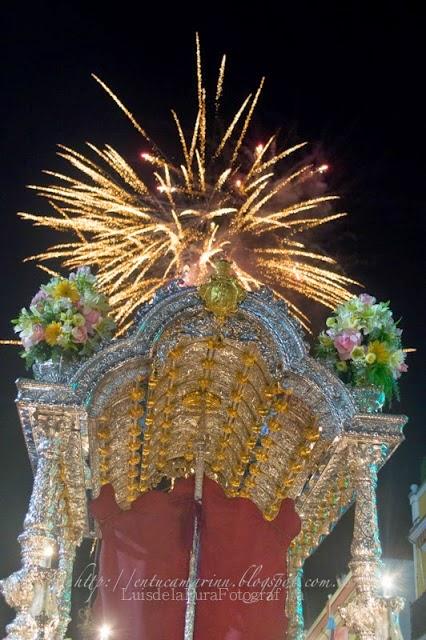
[
  {"xmin": 381, "ymin": 573, "xmax": 393, "ymax": 595},
  {"xmin": 43, "ymin": 543, "xmax": 55, "ymax": 559},
  {"xmin": 99, "ymin": 624, "xmax": 112, "ymax": 640},
  {"xmin": 255, "ymin": 143, "xmax": 264, "ymax": 155}
]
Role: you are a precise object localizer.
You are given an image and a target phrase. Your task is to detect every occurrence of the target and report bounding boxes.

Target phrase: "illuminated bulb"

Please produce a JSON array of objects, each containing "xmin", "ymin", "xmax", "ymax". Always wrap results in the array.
[
  {"xmin": 255, "ymin": 143, "xmax": 264, "ymax": 155},
  {"xmin": 381, "ymin": 573, "xmax": 393, "ymax": 595},
  {"xmin": 43, "ymin": 543, "xmax": 55, "ymax": 559},
  {"xmin": 99, "ymin": 624, "xmax": 112, "ymax": 640},
  {"xmin": 140, "ymin": 152, "xmax": 153, "ymax": 161},
  {"xmin": 235, "ymin": 179, "xmax": 242, "ymax": 188}
]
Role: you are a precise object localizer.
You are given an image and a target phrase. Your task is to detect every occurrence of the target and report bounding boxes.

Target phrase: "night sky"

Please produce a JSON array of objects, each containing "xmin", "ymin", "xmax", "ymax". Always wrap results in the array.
[{"xmin": 1, "ymin": 3, "xmax": 425, "ymax": 635}]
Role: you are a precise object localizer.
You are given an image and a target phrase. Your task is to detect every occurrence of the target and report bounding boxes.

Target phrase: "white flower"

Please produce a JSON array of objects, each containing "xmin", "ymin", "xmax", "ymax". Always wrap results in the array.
[
  {"xmin": 389, "ymin": 350, "xmax": 405, "ymax": 369},
  {"xmin": 61, "ymin": 323, "xmax": 73, "ymax": 335},
  {"xmin": 77, "ymin": 266, "xmax": 92, "ymax": 276},
  {"xmin": 336, "ymin": 310, "xmax": 361, "ymax": 331}
]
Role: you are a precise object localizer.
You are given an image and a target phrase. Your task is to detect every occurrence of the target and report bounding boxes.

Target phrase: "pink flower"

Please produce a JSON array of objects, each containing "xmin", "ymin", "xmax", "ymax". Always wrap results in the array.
[
  {"xmin": 359, "ymin": 293, "xmax": 376, "ymax": 305},
  {"xmin": 83, "ymin": 308, "xmax": 101, "ymax": 335},
  {"xmin": 72, "ymin": 325, "xmax": 88, "ymax": 344},
  {"xmin": 30, "ymin": 289, "xmax": 48, "ymax": 308},
  {"xmin": 84, "ymin": 309, "xmax": 101, "ymax": 326},
  {"xmin": 31, "ymin": 324, "xmax": 45, "ymax": 344},
  {"xmin": 333, "ymin": 330, "xmax": 362, "ymax": 360}
]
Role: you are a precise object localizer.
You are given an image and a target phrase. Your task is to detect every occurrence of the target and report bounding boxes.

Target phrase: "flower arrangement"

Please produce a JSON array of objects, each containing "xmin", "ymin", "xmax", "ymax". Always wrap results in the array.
[
  {"xmin": 315, "ymin": 294, "xmax": 408, "ymax": 403},
  {"xmin": 13, "ymin": 268, "xmax": 115, "ymax": 367}
]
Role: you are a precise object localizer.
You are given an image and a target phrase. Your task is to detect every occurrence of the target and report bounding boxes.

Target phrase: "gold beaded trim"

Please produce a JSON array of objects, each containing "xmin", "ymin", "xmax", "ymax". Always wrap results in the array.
[
  {"xmin": 97, "ymin": 416, "xmax": 112, "ymax": 486},
  {"xmin": 127, "ymin": 376, "xmax": 146, "ymax": 503}
]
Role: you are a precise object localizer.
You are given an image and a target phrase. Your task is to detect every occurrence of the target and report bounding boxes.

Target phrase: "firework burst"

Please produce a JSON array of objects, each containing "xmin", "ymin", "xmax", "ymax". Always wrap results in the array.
[{"xmin": 20, "ymin": 36, "xmax": 358, "ymax": 333}]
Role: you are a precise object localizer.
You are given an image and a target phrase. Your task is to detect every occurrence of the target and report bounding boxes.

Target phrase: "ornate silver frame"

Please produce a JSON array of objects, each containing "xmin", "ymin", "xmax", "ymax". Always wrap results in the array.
[{"xmin": 0, "ymin": 282, "xmax": 407, "ymax": 639}]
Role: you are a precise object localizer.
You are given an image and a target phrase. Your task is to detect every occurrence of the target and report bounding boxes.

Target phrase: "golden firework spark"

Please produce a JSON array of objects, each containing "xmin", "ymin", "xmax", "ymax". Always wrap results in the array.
[{"xmin": 20, "ymin": 37, "xmax": 358, "ymax": 333}]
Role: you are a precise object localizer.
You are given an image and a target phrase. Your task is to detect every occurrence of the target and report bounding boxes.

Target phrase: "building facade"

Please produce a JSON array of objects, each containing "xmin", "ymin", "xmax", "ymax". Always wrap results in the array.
[
  {"xmin": 409, "ymin": 458, "xmax": 426, "ymax": 640},
  {"xmin": 305, "ymin": 572, "xmax": 355, "ymax": 639},
  {"xmin": 306, "ymin": 559, "xmax": 414, "ymax": 639}
]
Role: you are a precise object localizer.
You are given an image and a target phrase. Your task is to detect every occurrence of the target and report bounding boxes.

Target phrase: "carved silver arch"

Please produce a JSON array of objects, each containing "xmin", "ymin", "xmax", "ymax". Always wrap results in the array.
[{"xmin": 67, "ymin": 282, "xmax": 347, "ymax": 426}]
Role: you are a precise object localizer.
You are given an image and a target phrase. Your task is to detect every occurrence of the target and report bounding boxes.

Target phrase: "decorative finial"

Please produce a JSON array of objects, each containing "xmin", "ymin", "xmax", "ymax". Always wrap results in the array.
[{"xmin": 198, "ymin": 260, "xmax": 246, "ymax": 323}]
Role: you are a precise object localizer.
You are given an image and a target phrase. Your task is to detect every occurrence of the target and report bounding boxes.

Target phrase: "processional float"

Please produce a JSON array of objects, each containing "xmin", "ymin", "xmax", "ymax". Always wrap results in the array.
[
  {"xmin": 0, "ymin": 36, "xmax": 409, "ymax": 638},
  {"xmin": 1, "ymin": 263, "xmax": 407, "ymax": 639}
]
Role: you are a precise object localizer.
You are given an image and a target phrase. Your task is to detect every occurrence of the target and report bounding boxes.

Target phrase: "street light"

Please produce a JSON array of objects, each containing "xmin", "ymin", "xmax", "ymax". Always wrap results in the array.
[{"xmin": 381, "ymin": 573, "xmax": 394, "ymax": 598}]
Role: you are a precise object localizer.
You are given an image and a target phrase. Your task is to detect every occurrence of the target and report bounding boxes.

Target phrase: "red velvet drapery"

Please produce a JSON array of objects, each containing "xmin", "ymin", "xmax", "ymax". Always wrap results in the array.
[{"xmin": 90, "ymin": 477, "xmax": 300, "ymax": 639}]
